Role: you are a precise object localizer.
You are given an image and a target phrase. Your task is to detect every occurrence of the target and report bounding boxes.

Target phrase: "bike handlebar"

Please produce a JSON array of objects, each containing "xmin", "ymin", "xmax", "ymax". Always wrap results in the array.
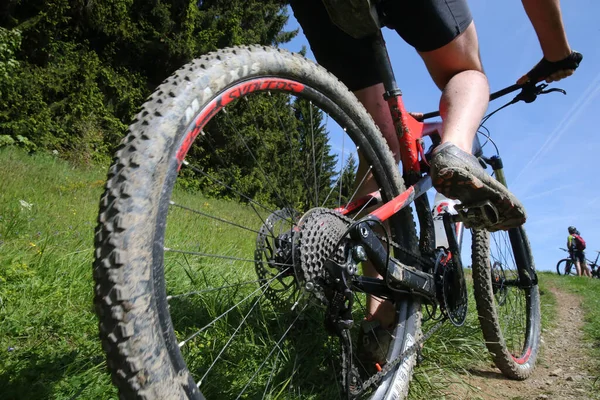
[
  {"xmin": 560, "ymin": 247, "xmax": 600, "ymax": 254},
  {"xmin": 421, "ymin": 82, "xmax": 565, "ymax": 120},
  {"xmin": 490, "ymin": 83, "xmax": 522, "ymax": 101}
]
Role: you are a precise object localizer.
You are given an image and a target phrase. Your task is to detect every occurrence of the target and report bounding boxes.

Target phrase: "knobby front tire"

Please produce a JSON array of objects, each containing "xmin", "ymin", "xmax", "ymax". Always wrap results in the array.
[
  {"xmin": 471, "ymin": 227, "xmax": 541, "ymax": 380},
  {"xmin": 93, "ymin": 46, "xmax": 420, "ymax": 400}
]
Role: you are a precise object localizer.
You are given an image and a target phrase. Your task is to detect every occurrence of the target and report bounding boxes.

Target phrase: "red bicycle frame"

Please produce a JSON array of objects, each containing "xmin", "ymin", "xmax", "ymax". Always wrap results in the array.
[{"xmin": 339, "ymin": 32, "xmax": 442, "ymax": 225}]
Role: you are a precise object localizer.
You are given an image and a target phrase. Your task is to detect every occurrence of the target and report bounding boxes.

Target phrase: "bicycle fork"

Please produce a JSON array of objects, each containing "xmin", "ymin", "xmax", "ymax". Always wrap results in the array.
[{"xmin": 482, "ymin": 155, "xmax": 538, "ymax": 286}]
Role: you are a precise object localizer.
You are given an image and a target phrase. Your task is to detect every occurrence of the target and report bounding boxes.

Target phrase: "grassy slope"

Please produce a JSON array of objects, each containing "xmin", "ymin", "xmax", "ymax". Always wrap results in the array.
[
  {"xmin": 0, "ymin": 147, "xmax": 597, "ymax": 399},
  {"xmin": 0, "ymin": 148, "xmax": 116, "ymax": 399}
]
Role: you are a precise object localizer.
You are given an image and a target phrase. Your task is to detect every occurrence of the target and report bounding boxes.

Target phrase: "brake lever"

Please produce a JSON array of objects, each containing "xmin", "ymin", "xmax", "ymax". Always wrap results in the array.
[
  {"xmin": 513, "ymin": 83, "xmax": 566, "ymax": 104},
  {"xmin": 514, "ymin": 84, "xmax": 543, "ymax": 103},
  {"xmin": 539, "ymin": 87, "xmax": 567, "ymax": 96}
]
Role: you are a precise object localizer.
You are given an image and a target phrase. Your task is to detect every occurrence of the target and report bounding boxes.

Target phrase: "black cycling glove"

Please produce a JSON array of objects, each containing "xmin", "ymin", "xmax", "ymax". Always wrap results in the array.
[{"xmin": 523, "ymin": 51, "xmax": 583, "ymax": 83}]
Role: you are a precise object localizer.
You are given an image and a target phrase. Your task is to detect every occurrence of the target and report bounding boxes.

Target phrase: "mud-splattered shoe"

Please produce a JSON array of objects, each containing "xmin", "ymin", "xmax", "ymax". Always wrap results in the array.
[
  {"xmin": 430, "ymin": 143, "xmax": 526, "ymax": 231},
  {"xmin": 357, "ymin": 319, "xmax": 394, "ymax": 373}
]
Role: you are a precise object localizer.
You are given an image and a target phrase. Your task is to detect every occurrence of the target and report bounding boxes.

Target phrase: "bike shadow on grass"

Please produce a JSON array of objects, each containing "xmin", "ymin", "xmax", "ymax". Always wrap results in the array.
[{"xmin": 0, "ymin": 349, "xmax": 105, "ymax": 400}]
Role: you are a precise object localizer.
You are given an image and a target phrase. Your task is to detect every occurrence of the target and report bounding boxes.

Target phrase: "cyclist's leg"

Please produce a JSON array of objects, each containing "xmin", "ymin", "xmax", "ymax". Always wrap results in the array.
[
  {"xmin": 418, "ymin": 23, "xmax": 526, "ymax": 230},
  {"xmin": 418, "ymin": 22, "xmax": 488, "ymax": 153},
  {"xmin": 354, "ymin": 84, "xmax": 400, "ymax": 329},
  {"xmin": 578, "ymin": 252, "xmax": 591, "ymax": 277},
  {"xmin": 352, "ymin": 5, "xmax": 482, "ymax": 323},
  {"xmin": 574, "ymin": 259, "xmax": 582, "ymax": 276},
  {"xmin": 385, "ymin": 1, "xmax": 526, "ymax": 230}
]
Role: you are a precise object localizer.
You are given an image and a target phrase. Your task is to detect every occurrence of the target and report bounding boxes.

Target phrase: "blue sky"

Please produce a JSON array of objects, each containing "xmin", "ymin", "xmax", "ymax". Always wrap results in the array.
[{"xmin": 281, "ymin": 1, "xmax": 600, "ymax": 272}]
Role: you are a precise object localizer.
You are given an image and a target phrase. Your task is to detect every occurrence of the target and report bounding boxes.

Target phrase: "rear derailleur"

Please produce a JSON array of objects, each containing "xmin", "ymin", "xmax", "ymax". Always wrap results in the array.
[{"xmin": 321, "ymin": 242, "xmax": 364, "ymax": 397}]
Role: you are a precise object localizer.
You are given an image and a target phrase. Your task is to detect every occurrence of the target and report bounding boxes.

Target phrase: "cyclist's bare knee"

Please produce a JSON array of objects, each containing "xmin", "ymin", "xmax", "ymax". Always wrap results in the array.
[{"xmin": 418, "ymin": 22, "xmax": 484, "ymax": 89}]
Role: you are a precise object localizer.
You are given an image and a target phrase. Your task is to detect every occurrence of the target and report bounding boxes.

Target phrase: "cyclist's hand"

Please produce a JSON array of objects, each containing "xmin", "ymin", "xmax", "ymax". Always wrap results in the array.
[{"xmin": 517, "ymin": 51, "xmax": 583, "ymax": 85}]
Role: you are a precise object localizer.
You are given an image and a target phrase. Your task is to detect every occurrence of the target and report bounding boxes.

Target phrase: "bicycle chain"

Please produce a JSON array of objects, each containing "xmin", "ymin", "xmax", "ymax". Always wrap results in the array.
[{"xmin": 355, "ymin": 318, "xmax": 446, "ymax": 397}]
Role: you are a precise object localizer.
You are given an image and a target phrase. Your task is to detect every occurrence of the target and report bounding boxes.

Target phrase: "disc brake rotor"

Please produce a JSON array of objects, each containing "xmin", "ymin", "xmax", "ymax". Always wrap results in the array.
[
  {"xmin": 254, "ymin": 209, "xmax": 301, "ymax": 308},
  {"xmin": 491, "ymin": 261, "xmax": 508, "ymax": 306},
  {"xmin": 434, "ymin": 250, "xmax": 468, "ymax": 326}
]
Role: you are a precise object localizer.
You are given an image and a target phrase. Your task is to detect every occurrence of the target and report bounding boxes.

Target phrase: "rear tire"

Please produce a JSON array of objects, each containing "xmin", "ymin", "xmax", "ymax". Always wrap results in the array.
[
  {"xmin": 556, "ymin": 258, "xmax": 576, "ymax": 276},
  {"xmin": 471, "ymin": 227, "xmax": 541, "ymax": 380},
  {"xmin": 93, "ymin": 46, "xmax": 420, "ymax": 399}
]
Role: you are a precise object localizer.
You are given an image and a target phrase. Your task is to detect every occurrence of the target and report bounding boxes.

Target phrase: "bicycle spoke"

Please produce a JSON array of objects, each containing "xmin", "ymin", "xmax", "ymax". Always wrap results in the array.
[
  {"xmin": 262, "ymin": 349, "xmax": 282, "ymax": 399},
  {"xmin": 348, "ymin": 167, "xmax": 376, "ymax": 221},
  {"xmin": 198, "ymin": 289, "xmax": 267, "ymax": 386},
  {"xmin": 164, "ymin": 248, "xmax": 293, "ymax": 268},
  {"xmin": 166, "ymin": 278, "xmax": 272, "ymax": 300},
  {"xmin": 178, "ymin": 269, "xmax": 290, "ymax": 348},
  {"xmin": 181, "ymin": 161, "xmax": 293, "ymax": 226},
  {"xmin": 269, "ymin": 97, "xmax": 313, "ymax": 209},
  {"xmin": 322, "ymin": 169, "xmax": 345, "ymax": 208},
  {"xmin": 338, "ymin": 133, "xmax": 345, "ymax": 208},
  {"xmin": 234, "ymin": 303, "xmax": 310, "ymax": 399},
  {"xmin": 169, "ymin": 200, "xmax": 272, "ymax": 238},
  {"xmin": 489, "ymin": 230, "xmax": 529, "ymax": 357},
  {"xmin": 310, "ymin": 102, "xmax": 318, "ymax": 206},
  {"xmin": 223, "ymin": 110, "xmax": 296, "ymax": 215}
]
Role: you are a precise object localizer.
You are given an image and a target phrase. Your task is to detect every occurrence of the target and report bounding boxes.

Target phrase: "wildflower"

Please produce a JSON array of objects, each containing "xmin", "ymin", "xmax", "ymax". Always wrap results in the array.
[{"xmin": 19, "ymin": 200, "xmax": 33, "ymax": 210}]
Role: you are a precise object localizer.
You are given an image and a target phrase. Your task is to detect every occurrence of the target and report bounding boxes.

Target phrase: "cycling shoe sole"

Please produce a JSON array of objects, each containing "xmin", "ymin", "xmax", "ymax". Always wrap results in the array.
[{"xmin": 433, "ymin": 167, "xmax": 526, "ymax": 232}]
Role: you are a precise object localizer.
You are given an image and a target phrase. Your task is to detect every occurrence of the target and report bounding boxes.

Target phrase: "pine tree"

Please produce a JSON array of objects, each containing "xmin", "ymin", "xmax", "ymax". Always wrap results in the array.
[
  {"xmin": 0, "ymin": 0, "xmax": 296, "ymax": 162},
  {"xmin": 293, "ymin": 98, "xmax": 338, "ymax": 209},
  {"xmin": 338, "ymin": 153, "xmax": 358, "ymax": 207}
]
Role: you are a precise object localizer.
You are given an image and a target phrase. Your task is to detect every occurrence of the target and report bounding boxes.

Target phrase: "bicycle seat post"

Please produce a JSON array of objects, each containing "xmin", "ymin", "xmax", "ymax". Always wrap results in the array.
[
  {"xmin": 370, "ymin": 32, "xmax": 402, "ymax": 98},
  {"xmin": 369, "ymin": 33, "xmax": 425, "ymax": 185}
]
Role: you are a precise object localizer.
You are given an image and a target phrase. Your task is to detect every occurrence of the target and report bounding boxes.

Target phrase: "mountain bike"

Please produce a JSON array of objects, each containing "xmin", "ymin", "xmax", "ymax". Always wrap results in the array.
[
  {"xmin": 590, "ymin": 252, "xmax": 600, "ymax": 278},
  {"xmin": 556, "ymin": 248, "xmax": 578, "ymax": 276},
  {"xmin": 593, "ymin": 254, "xmax": 600, "ymax": 279},
  {"xmin": 93, "ymin": 5, "xmax": 569, "ymax": 399},
  {"xmin": 557, "ymin": 248, "xmax": 600, "ymax": 278}
]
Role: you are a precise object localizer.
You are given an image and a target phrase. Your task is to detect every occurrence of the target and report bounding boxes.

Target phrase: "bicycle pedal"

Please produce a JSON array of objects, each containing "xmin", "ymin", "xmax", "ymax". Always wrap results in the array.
[{"xmin": 455, "ymin": 200, "xmax": 500, "ymax": 228}]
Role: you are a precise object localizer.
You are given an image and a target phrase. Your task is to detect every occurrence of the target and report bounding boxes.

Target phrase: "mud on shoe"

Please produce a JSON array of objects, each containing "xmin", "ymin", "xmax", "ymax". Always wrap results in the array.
[{"xmin": 430, "ymin": 143, "xmax": 526, "ymax": 231}]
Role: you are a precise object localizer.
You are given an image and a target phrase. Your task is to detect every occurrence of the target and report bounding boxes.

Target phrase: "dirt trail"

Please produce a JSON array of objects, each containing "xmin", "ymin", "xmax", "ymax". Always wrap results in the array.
[{"xmin": 447, "ymin": 285, "xmax": 597, "ymax": 400}]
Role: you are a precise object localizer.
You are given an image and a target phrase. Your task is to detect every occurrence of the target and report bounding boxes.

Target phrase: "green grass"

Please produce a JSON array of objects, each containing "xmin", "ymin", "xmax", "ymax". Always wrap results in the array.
[
  {"xmin": 1, "ymin": 146, "xmax": 598, "ymax": 399},
  {"xmin": 0, "ymin": 148, "xmax": 115, "ymax": 399}
]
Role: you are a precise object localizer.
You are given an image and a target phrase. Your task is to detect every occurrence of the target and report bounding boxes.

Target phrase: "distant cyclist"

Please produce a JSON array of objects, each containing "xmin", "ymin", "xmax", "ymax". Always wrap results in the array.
[{"xmin": 567, "ymin": 226, "xmax": 591, "ymax": 277}]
